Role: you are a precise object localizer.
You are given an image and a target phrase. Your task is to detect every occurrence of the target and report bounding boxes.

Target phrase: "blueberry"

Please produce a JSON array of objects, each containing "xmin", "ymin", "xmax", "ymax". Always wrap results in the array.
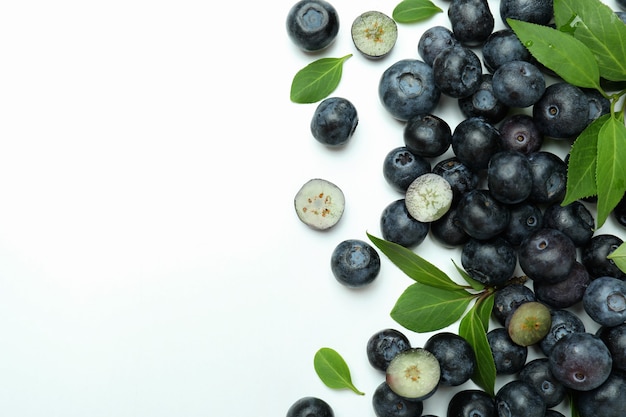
[
  {"xmin": 456, "ymin": 189, "xmax": 510, "ymax": 240},
  {"xmin": 294, "ymin": 178, "xmax": 345, "ymax": 230},
  {"xmin": 383, "ymin": 147, "xmax": 431, "ymax": 192},
  {"xmin": 533, "ymin": 261, "xmax": 591, "ymax": 309},
  {"xmin": 447, "ymin": 0, "xmax": 494, "ymax": 46},
  {"xmin": 481, "ymin": 29, "xmax": 534, "ymax": 73},
  {"xmin": 430, "ymin": 204, "xmax": 470, "ymax": 248},
  {"xmin": 533, "ymin": 82, "xmax": 590, "ymax": 139},
  {"xmin": 597, "ymin": 324, "xmax": 626, "ymax": 372},
  {"xmin": 542, "ymin": 201, "xmax": 595, "ymax": 247},
  {"xmin": 527, "ymin": 151, "xmax": 567, "ymax": 204},
  {"xmin": 539, "ymin": 308, "xmax": 586, "ymax": 356},
  {"xmin": 487, "ymin": 327, "xmax": 528, "ymax": 375},
  {"xmin": 518, "ymin": 228, "xmax": 577, "ymax": 284},
  {"xmin": 581, "ymin": 234, "xmax": 626, "ymax": 280},
  {"xmin": 495, "ymin": 380, "xmax": 546, "ymax": 417},
  {"xmin": 432, "ymin": 45, "xmax": 483, "ymax": 99},
  {"xmin": 500, "ymin": 0, "xmax": 554, "ymax": 27},
  {"xmin": 432, "ymin": 157, "xmax": 479, "ymax": 203},
  {"xmin": 487, "ymin": 150, "xmax": 533, "ymax": 204},
  {"xmin": 583, "ymin": 276, "xmax": 626, "ymax": 327},
  {"xmin": 518, "ymin": 358, "xmax": 566, "ymax": 408},
  {"xmin": 403, "ymin": 113, "xmax": 452, "ymax": 158},
  {"xmin": 286, "ymin": 0, "xmax": 339, "ymax": 52},
  {"xmin": 372, "ymin": 381, "xmax": 424, "ymax": 417},
  {"xmin": 447, "ymin": 389, "xmax": 496, "ymax": 417},
  {"xmin": 506, "ymin": 300, "xmax": 552, "ymax": 346},
  {"xmin": 380, "ymin": 199, "xmax": 430, "ymax": 248},
  {"xmin": 424, "ymin": 332, "xmax": 476, "ymax": 386},
  {"xmin": 451, "ymin": 117, "xmax": 501, "ymax": 172},
  {"xmin": 548, "ymin": 332, "xmax": 612, "ymax": 391},
  {"xmin": 287, "ymin": 396, "xmax": 334, "ymax": 417},
  {"xmin": 379, "ymin": 59, "xmax": 441, "ymax": 121},
  {"xmin": 492, "ymin": 60, "xmax": 546, "ymax": 108},
  {"xmin": 310, "ymin": 97, "xmax": 358, "ymax": 147},
  {"xmin": 492, "ymin": 283, "xmax": 536, "ymax": 326},
  {"xmin": 367, "ymin": 328, "xmax": 412, "ymax": 372},
  {"xmin": 458, "ymin": 73, "xmax": 509, "ymax": 123},
  {"xmin": 575, "ymin": 371, "xmax": 626, "ymax": 417},
  {"xmin": 330, "ymin": 239, "xmax": 381, "ymax": 288},
  {"xmin": 405, "ymin": 173, "xmax": 453, "ymax": 223},
  {"xmin": 386, "ymin": 348, "xmax": 441, "ymax": 401},
  {"xmin": 501, "ymin": 202, "xmax": 543, "ymax": 247},
  {"xmin": 461, "ymin": 237, "xmax": 517, "ymax": 287},
  {"xmin": 498, "ymin": 113, "xmax": 543, "ymax": 155},
  {"xmin": 584, "ymin": 88, "xmax": 611, "ymax": 124},
  {"xmin": 351, "ymin": 11, "xmax": 398, "ymax": 59},
  {"xmin": 418, "ymin": 25, "xmax": 459, "ymax": 67}
]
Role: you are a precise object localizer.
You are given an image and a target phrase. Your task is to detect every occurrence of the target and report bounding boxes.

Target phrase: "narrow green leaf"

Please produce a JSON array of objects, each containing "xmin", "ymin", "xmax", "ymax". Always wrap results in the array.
[
  {"xmin": 391, "ymin": 282, "xmax": 474, "ymax": 333},
  {"xmin": 452, "ymin": 259, "xmax": 485, "ymax": 291},
  {"xmin": 562, "ymin": 114, "xmax": 610, "ymax": 205},
  {"xmin": 313, "ymin": 347, "xmax": 365, "ymax": 395},
  {"xmin": 554, "ymin": 0, "xmax": 626, "ymax": 81},
  {"xmin": 607, "ymin": 242, "xmax": 626, "ymax": 274},
  {"xmin": 368, "ymin": 233, "xmax": 466, "ymax": 291},
  {"xmin": 596, "ymin": 115, "xmax": 626, "ymax": 227},
  {"xmin": 507, "ymin": 19, "xmax": 601, "ymax": 89},
  {"xmin": 392, "ymin": 0, "xmax": 442, "ymax": 23},
  {"xmin": 475, "ymin": 293, "xmax": 495, "ymax": 332},
  {"xmin": 459, "ymin": 299, "xmax": 496, "ymax": 396},
  {"xmin": 290, "ymin": 54, "xmax": 352, "ymax": 104}
]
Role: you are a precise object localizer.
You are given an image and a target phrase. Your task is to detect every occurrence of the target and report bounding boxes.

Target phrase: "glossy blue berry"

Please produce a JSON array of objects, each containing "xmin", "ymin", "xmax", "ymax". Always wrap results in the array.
[
  {"xmin": 583, "ymin": 276, "xmax": 626, "ymax": 327},
  {"xmin": 380, "ymin": 199, "xmax": 429, "ymax": 248},
  {"xmin": 286, "ymin": 0, "xmax": 339, "ymax": 52},
  {"xmin": 330, "ymin": 239, "xmax": 380, "ymax": 288},
  {"xmin": 310, "ymin": 97, "xmax": 358, "ymax": 147},
  {"xmin": 287, "ymin": 397, "xmax": 334, "ymax": 417}
]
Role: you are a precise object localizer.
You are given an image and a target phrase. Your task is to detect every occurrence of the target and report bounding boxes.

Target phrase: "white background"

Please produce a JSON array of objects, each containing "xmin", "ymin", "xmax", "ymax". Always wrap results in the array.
[{"xmin": 0, "ymin": 0, "xmax": 624, "ymax": 416}]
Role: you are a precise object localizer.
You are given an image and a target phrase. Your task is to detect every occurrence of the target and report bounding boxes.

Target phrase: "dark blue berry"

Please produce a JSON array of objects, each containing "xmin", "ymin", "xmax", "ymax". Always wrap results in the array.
[
  {"xmin": 548, "ymin": 332, "xmax": 612, "ymax": 391},
  {"xmin": 500, "ymin": 0, "xmax": 554, "ymax": 27},
  {"xmin": 418, "ymin": 25, "xmax": 459, "ymax": 67},
  {"xmin": 518, "ymin": 358, "xmax": 566, "ymax": 408},
  {"xmin": 584, "ymin": 88, "xmax": 611, "ymax": 124},
  {"xmin": 461, "ymin": 237, "xmax": 517, "ymax": 287},
  {"xmin": 403, "ymin": 113, "xmax": 452, "ymax": 158},
  {"xmin": 487, "ymin": 327, "xmax": 528, "ymax": 375},
  {"xmin": 597, "ymin": 324, "xmax": 626, "ymax": 372},
  {"xmin": 430, "ymin": 204, "xmax": 470, "ymax": 247},
  {"xmin": 527, "ymin": 151, "xmax": 567, "ymax": 204},
  {"xmin": 492, "ymin": 283, "xmax": 536, "ymax": 326},
  {"xmin": 451, "ymin": 117, "xmax": 501, "ymax": 172},
  {"xmin": 502, "ymin": 202, "xmax": 543, "ymax": 247},
  {"xmin": 481, "ymin": 29, "xmax": 534, "ymax": 73},
  {"xmin": 310, "ymin": 97, "xmax": 358, "ymax": 147},
  {"xmin": 575, "ymin": 371, "xmax": 626, "ymax": 417},
  {"xmin": 532, "ymin": 261, "xmax": 591, "ymax": 309},
  {"xmin": 287, "ymin": 397, "xmax": 334, "ymax": 417},
  {"xmin": 613, "ymin": 192, "xmax": 626, "ymax": 228},
  {"xmin": 487, "ymin": 150, "xmax": 533, "ymax": 204},
  {"xmin": 458, "ymin": 74, "xmax": 509, "ymax": 123},
  {"xmin": 424, "ymin": 332, "xmax": 476, "ymax": 386},
  {"xmin": 367, "ymin": 328, "xmax": 412, "ymax": 372},
  {"xmin": 286, "ymin": 0, "xmax": 339, "ymax": 52},
  {"xmin": 456, "ymin": 189, "xmax": 510, "ymax": 240},
  {"xmin": 495, "ymin": 380, "xmax": 546, "ymax": 417},
  {"xmin": 492, "ymin": 60, "xmax": 545, "ymax": 108},
  {"xmin": 581, "ymin": 234, "xmax": 626, "ymax": 280},
  {"xmin": 542, "ymin": 201, "xmax": 595, "ymax": 247},
  {"xmin": 379, "ymin": 59, "xmax": 441, "ymax": 121},
  {"xmin": 330, "ymin": 239, "xmax": 380, "ymax": 288},
  {"xmin": 432, "ymin": 45, "xmax": 483, "ymax": 99},
  {"xmin": 533, "ymin": 82, "xmax": 590, "ymax": 139},
  {"xmin": 448, "ymin": 0, "xmax": 494, "ymax": 46},
  {"xmin": 383, "ymin": 147, "xmax": 431, "ymax": 193},
  {"xmin": 518, "ymin": 228, "xmax": 577, "ymax": 284},
  {"xmin": 539, "ymin": 308, "xmax": 586, "ymax": 356},
  {"xmin": 447, "ymin": 389, "xmax": 496, "ymax": 417},
  {"xmin": 380, "ymin": 199, "xmax": 430, "ymax": 248},
  {"xmin": 432, "ymin": 157, "xmax": 479, "ymax": 203},
  {"xmin": 498, "ymin": 113, "xmax": 543, "ymax": 154},
  {"xmin": 372, "ymin": 382, "xmax": 424, "ymax": 417},
  {"xmin": 583, "ymin": 276, "xmax": 626, "ymax": 327}
]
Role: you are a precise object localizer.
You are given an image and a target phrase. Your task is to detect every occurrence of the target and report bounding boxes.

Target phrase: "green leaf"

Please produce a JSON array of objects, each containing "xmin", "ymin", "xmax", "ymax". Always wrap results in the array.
[
  {"xmin": 392, "ymin": 0, "xmax": 442, "ymax": 23},
  {"xmin": 390, "ymin": 282, "xmax": 474, "ymax": 333},
  {"xmin": 459, "ymin": 297, "xmax": 496, "ymax": 396},
  {"xmin": 290, "ymin": 54, "xmax": 352, "ymax": 104},
  {"xmin": 452, "ymin": 259, "xmax": 485, "ymax": 291},
  {"xmin": 313, "ymin": 347, "xmax": 364, "ymax": 395},
  {"xmin": 607, "ymin": 242, "xmax": 626, "ymax": 274},
  {"xmin": 554, "ymin": 0, "xmax": 626, "ymax": 81},
  {"xmin": 475, "ymin": 293, "xmax": 495, "ymax": 332},
  {"xmin": 368, "ymin": 233, "xmax": 466, "ymax": 291},
  {"xmin": 507, "ymin": 18, "xmax": 601, "ymax": 89},
  {"xmin": 596, "ymin": 115, "xmax": 626, "ymax": 227},
  {"xmin": 562, "ymin": 114, "xmax": 610, "ymax": 205}
]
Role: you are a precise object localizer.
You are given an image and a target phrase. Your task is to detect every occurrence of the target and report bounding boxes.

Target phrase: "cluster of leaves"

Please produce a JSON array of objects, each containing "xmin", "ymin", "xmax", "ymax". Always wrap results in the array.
[
  {"xmin": 289, "ymin": 0, "xmax": 441, "ymax": 104},
  {"xmin": 367, "ymin": 233, "xmax": 498, "ymax": 396},
  {"xmin": 508, "ymin": 0, "xmax": 626, "ymax": 227}
]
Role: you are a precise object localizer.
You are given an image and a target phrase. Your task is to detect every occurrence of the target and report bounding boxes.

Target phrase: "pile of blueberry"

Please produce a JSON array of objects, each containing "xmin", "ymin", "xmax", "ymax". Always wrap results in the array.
[{"xmin": 287, "ymin": 0, "xmax": 626, "ymax": 416}]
